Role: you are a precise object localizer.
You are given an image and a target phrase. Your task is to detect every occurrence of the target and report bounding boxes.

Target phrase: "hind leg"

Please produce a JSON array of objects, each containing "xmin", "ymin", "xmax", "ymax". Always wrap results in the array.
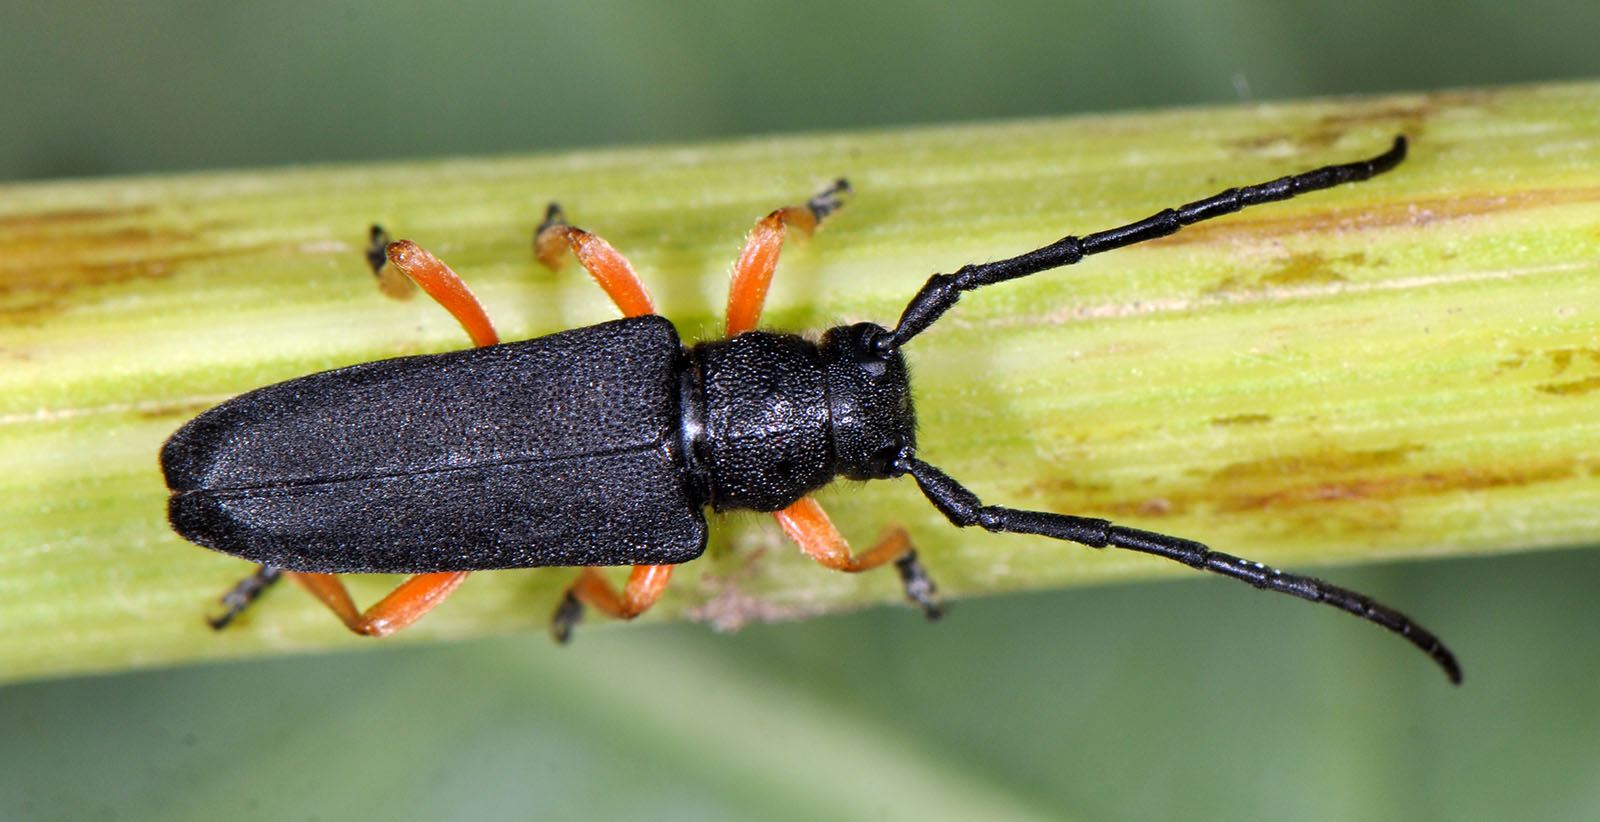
[
  {"xmin": 208, "ymin": 239, "xmax": 497, "ymax": 634},
  {"xmin": 283, "ymin": 571, "xmax": 470, "ymax": 637}
]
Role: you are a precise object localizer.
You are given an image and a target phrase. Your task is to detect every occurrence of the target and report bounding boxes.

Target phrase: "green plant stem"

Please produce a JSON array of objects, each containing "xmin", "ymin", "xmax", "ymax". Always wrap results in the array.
[{"xmin": 4, "ymin": 82, "xmax": 1600, "ymax": 682}]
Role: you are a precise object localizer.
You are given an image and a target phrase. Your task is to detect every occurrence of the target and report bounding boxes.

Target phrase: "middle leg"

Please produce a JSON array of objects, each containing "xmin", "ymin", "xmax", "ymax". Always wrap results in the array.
[
  {"xmin": 531, "ymin": 205, "xmax": 680, "ymax": 640},
  {"xmin": 533, "ymin": 204, "xmax": 657, "ymax": 318}
]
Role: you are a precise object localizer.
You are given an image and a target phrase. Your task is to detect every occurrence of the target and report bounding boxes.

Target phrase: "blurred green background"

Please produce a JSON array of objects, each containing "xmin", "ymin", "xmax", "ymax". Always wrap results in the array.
[{"xmin": 4, "ymin": 2, "xmax": 1599, "ymax": 820}]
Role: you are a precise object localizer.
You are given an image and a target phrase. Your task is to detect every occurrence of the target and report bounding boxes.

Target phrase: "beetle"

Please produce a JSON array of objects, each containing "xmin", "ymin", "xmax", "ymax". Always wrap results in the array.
[{"xmin": 161, "ymin": 136, "xmax": 1461, "ymax": 683}]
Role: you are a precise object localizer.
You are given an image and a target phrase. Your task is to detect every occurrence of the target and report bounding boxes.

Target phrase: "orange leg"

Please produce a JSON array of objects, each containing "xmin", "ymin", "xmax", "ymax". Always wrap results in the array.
[
  {"xmin": 774, "ymin": 495, "xmax": 942, "ymax": 618},
  {"xmin": 385, "ymin": 240, "xmax": 500, "ymax": 347},
  {"xmin": 209, "ymin": 240, "xmax": 502, "ymax": 635},
  {"xmin": 725, "ymin": 179, "xmax": 851, "ymax": 335},
  {"xmin": 543, "ymin": 182, "xmax": 852, "ymax": 640},
  {"xmin": 549, "ymin": 564, "xmax": 676, "ymax": 644},
  {"xmin": 533, "ymin": 204, "xmax": 657, "ymax": 319},
  {"xmin": 529, "ymin": 204, "xmax": 677, "ymax": 641},
  {"xmin": 285, "ymin": 571, "xmax": 469, "ymax": 637}
]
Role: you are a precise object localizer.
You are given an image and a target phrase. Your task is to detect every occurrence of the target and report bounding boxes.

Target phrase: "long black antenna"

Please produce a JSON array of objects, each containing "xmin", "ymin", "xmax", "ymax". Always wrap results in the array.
[
  {"xmin": 897, "ymin": 455, "xmax": 1461, "ymax": 683},
  {"xmin": 879, "ymin": 137, "xmax": 1407, "ymax": 351},
  {"xmin": 873, "ymin": 136, "xmax": 1458, "ymax": 682}
]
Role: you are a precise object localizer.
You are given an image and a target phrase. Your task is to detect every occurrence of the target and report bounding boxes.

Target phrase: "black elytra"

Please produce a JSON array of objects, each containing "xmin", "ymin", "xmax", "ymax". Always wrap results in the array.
[{"xmin": 162, "ymin": 136, "xmax": 1462, "ymax": 683}]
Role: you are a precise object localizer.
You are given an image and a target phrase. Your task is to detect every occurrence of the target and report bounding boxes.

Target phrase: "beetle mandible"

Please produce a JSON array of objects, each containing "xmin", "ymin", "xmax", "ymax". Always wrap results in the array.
[{"xmin": 161, "ymin": 136, "xmax": 1461, "ymax": 683}]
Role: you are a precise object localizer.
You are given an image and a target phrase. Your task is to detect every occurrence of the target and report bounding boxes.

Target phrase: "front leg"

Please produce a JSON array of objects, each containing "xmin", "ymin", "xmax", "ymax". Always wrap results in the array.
[
  {"xmin": 725, "ymin": 179, "xmax": 852, "ymax": 335},
  {"xmin": 774, "ymin": 495, "xmax": 942, "ymax": 619}
]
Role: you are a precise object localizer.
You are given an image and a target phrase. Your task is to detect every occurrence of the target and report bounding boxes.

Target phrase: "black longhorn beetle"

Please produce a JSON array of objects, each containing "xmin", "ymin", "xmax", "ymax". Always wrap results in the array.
[{"xmin": 161, "ymin": 136, "xmax": 1461, "ymax": 683}]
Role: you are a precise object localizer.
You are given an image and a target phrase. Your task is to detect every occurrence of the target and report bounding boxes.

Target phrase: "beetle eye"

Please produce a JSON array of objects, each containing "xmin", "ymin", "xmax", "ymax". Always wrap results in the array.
[{"xmin": 871, "ymin": 442, "xmax": 904, "ymax": 473}]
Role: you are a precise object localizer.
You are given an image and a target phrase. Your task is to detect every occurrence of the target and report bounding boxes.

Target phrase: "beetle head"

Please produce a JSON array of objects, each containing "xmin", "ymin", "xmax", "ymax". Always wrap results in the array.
[{"xmin": 820, "ymin": 323, "xmax": 916, "ymax": 480}]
